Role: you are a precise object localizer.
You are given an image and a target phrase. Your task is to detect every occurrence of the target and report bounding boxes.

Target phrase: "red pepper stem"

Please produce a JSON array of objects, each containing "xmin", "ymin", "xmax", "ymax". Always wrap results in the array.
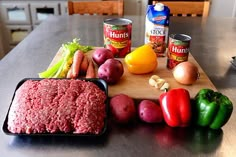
[{"xmin": 164, "ymin": 88, "xmax": 168, "ymax": 93}]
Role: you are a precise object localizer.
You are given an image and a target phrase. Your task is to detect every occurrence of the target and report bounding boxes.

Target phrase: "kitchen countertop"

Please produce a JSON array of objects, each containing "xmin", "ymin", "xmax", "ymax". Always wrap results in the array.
[{"xmin": 0, "ymin": 14, "xmax": 236, "ymax": 157}]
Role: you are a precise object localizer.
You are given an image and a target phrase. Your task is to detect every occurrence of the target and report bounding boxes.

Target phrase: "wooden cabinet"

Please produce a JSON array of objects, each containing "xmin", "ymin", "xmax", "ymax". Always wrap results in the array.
[{"xmin": 0, "ymin": 1, "xmax": 67, "ymax": 58}]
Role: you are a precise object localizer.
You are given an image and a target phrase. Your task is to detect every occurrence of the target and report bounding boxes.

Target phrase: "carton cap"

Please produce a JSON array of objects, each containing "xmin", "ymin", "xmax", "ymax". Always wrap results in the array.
[{"xmin": 154, "ymin": 3, "xmax": 164, "ymax": 11}]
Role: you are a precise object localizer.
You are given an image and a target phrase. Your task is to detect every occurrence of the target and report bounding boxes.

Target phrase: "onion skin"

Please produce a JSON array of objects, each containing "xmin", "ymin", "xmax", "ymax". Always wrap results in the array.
[{"xmin": 172, "ymin": 61, "xmax": 200, "ymax": 85}]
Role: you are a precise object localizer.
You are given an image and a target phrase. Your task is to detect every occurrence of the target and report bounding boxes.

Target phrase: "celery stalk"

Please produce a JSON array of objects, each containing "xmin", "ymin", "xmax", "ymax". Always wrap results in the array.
[
  {"xmin": 38, "ymin": 58, "xmax": 63, "ymax": 78},
  {"xmin": 53, "ymin": 49, "xmax": 72, "ymax": 78},
  {"xmin": 38, "ymin": 38, "xmax": 93, "ymax": 78}
]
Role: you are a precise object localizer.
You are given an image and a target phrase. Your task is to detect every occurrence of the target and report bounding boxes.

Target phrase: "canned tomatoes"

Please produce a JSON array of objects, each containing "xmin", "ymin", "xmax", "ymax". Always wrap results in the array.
[
  {"xmin": 104, "ymin": 18, "xmax": 132, "ymax": 58},
  {"xmin": 167, "ymin": 34, "xmax": 191, "ymax": 69}
]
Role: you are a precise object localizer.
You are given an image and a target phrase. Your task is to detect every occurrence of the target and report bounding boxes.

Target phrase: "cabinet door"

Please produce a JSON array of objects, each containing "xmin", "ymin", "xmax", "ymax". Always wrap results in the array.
[
  {"xmin": 30, "ymin": 2, "xmax": 60, "ymax": 25},
  {"xmin": 0, "ymin": 2, "xmax": 31, "ymax": 25},
  {"xmin": 60, "ymin": 2, "xmax": 68, "ymax": 15},
  {"xmin": 6, "ymin": 25, "xmax": 32, "ymax": 45}
]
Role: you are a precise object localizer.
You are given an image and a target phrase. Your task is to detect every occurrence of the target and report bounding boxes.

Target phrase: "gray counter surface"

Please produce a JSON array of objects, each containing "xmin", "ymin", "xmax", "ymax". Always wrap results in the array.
[{"xmin": 0, "ymin": 14, "xmax": 236, "ymax": 157}]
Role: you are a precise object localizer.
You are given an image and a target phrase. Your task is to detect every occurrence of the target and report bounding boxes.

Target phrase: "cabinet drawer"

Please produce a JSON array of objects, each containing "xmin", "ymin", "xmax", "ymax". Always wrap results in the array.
[
  {"xmin": 6, "ymin": 25, "xmax": 32, "ymax": 45},
  {"xmin": 0, "ymin": 3, "xmax": 31, "ymax": 25},
  {"xmin": 30, "ymin": 2, "xmax": 60, "ymax": 25}
]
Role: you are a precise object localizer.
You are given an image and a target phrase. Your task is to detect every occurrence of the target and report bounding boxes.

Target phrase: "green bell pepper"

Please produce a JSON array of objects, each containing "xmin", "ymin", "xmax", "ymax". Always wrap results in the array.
[{"xmin": 194, "ymin": 89, "xmax": 233, "ymax": 130}]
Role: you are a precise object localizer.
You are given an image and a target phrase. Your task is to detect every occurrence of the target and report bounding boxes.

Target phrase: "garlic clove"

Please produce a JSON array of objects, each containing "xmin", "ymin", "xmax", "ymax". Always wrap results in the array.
[
  {"xmin": 149, "ymin": 75, "xmax": 160, "ymax": 87},
  {"xmin": 160, "ymin": 82, "xmax": 170, "ymax": 91},
  {"xmin": 154, "ymin": 79, "xmax": 165, "ymax": 89}
]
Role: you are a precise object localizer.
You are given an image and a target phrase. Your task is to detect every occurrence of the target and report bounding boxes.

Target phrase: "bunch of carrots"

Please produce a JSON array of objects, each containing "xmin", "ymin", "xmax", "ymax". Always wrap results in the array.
[
  {"xmin": 66, "ymin": 50, "xmax": 96, "ymax": 79},
  {"xmin": 38, "ymin": 38, "xmax": 95, "ymax": 79}
]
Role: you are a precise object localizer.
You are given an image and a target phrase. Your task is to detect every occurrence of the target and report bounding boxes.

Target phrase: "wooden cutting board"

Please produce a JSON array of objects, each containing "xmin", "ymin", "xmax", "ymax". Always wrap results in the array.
[{"xmin": 49, "ymin": 47, "xmax": 217, "ymax": 100}]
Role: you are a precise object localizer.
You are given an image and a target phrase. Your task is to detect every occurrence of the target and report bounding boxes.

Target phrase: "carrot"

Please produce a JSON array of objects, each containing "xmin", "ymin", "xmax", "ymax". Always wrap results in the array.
[
  {"xmin": 71, "ymin": 50, "xmax": 84, "ymax": 79},
  {"xmin": 85, "ymin": 59, "xmax": 96, "ymax": 78},
  {"xmin": 79, "ymin": 55, "xmax": 89, "ymax": 76},
  {"xmin": 66, "ymin": 67, "xmax": 73, "ymax": 78}
]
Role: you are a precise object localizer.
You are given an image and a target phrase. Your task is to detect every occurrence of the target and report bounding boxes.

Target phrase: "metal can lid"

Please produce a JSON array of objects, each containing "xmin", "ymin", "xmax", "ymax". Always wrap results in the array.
[
  {"xmin": 170, "ymin": 34, "xmax": 191, "ymax": 42},
  {"xmin": 104, "ymin": 18, "xmax": 132, "ymax": 25}
]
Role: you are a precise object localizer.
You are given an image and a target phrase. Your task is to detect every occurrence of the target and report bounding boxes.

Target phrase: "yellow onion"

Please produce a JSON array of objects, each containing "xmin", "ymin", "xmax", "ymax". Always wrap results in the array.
[{"xmin": 172, "ymin": 61, "xmax": 200, "ymax": 85}]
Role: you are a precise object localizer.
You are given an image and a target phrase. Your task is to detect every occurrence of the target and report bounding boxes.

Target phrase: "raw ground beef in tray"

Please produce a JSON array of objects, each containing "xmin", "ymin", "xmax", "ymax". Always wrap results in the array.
[{"xmin": 7, "ymin": 79, "xmax": 106, "ymax": 134}]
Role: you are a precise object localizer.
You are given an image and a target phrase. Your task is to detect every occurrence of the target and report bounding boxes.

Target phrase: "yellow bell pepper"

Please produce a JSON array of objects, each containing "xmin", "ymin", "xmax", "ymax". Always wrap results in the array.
[{"xmin": 125, "ymin": 44, "xmax": 158, "ymax": 74}]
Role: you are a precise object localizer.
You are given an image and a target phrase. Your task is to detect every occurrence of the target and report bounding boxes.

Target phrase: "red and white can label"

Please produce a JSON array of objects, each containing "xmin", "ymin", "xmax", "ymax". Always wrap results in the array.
[
  {"xmin": 167, "ymin": 34, "xmax": 191, "ymax": 69},
  {"xmin": 104, "ymin": 18, "xmax": 132, "ymax": 58}
]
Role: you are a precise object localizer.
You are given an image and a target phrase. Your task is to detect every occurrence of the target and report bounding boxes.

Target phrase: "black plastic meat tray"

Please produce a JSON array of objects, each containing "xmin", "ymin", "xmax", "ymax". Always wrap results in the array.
[{"xmin": 2, "ymin": 78, "xmax": 108, "ymax": 136}]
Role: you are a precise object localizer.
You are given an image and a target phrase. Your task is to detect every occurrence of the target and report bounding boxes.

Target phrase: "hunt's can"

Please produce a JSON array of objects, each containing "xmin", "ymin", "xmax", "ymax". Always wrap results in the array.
[
  {"xmin": 104, "ymin": 18, "xmax": 132, "ymax": 58},
  {"xmin": 167, "ymin": 34, "xmax": 191, "ymax": 69}
]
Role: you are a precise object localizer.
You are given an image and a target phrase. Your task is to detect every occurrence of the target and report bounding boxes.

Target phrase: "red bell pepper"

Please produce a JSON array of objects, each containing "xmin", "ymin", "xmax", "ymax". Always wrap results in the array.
[{"xmin": 159, "ymin": 88, "xmax": 192, "ymax": 127}]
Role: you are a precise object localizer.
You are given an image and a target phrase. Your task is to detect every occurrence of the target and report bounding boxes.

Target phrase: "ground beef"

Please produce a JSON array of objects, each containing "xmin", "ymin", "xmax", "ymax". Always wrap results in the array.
[{"xmin": 7, "ymin": 79, "xmax": 106, "ymax": 134}]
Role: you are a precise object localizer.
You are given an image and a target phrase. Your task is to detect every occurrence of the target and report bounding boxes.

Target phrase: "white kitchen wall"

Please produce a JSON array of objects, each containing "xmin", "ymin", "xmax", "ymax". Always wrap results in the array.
[
  {"xmin": 210, "ymin": 0, "xmax": 236, "ymax": 17},
  {"xmin": 124, "ymin": 0, "xmax": 147, "ymax": 15},
  {"xmin": 134, "ymin": 0, "xmax": 236, "ymax": 17}
]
